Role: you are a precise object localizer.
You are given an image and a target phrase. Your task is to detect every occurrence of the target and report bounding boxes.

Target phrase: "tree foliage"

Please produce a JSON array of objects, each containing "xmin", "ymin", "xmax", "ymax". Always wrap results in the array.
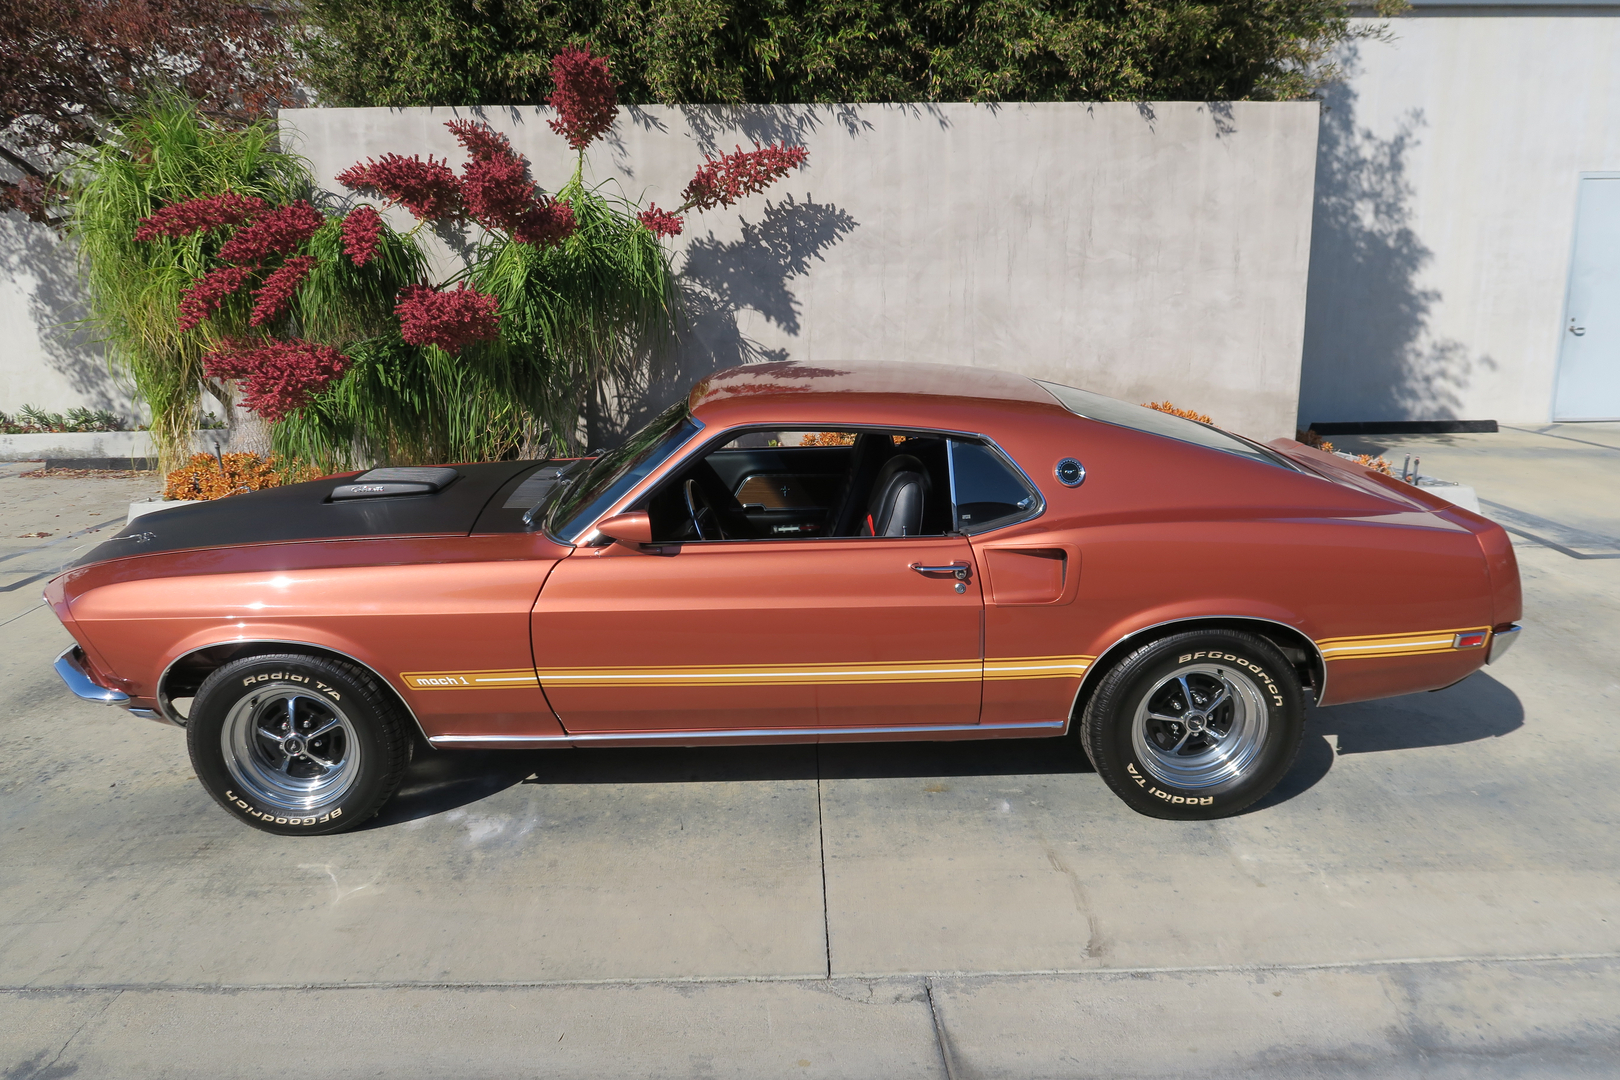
[
  {"xmin": 0, "ymin": 0, "xmax": 304, "ymax": 221},
  {"xmin": 299, "ymin": 0, "xmax": 1405, "ymax": 110}
]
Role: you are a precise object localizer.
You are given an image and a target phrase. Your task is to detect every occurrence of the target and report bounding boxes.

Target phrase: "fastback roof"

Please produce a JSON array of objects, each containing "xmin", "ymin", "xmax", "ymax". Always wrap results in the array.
[{"xmin": 689, "ymin": 361, "xmax": 1065, "ymax": 425}]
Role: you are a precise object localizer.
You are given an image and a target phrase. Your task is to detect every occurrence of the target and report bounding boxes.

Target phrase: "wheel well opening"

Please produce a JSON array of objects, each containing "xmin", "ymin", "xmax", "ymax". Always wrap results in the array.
[
  {"xmin": 1071, "ymin": 618, "xmax": 1323, "ymax": 724},
  {"xmin": 159, "ymin": 642, "xmax": 421, "ymax": 739}
]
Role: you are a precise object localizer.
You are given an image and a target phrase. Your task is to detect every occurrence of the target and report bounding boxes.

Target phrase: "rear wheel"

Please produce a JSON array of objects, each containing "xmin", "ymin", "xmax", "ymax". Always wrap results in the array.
[
  {"xmin": 1081, "ymin": 629, "xmax": 1304, "ymax": 819},
  {"xmin": 187, "ymin": 653, "xmax": 411, "ymax": 835}
]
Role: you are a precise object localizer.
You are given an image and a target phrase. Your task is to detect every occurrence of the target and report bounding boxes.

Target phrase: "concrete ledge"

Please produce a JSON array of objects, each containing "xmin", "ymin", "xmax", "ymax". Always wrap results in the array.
[{"xmin": 1, "ymin": 430, "xmax": 220, "ymax": 465}]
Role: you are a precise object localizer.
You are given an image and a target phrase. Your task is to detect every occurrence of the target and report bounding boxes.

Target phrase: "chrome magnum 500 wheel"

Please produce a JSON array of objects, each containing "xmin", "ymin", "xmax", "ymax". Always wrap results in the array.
[
  {"xmin": 187, "ymin": 653, "xmax": 411, "ymax": 835},
  {"xmin": 1081, "ymin": 629, "xmax": 1305, "ymax": 820}
]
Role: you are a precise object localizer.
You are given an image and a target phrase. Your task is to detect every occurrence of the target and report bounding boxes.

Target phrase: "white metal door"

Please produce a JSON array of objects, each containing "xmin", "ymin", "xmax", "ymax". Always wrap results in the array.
[{"xmin": 1555, "ymin": 176, "xmax": 1620, "ymax": 421}]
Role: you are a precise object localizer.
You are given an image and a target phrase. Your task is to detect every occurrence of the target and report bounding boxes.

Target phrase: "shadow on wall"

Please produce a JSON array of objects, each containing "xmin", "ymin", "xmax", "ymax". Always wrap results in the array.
[
  {"xmin": 1298, "ymin": 52, "xmax": 1496, "ymax": 427},
  {"xmin": 0, "ymin": 212, "xmax": 129, "ymax": 415},
  {"xmin": 587, "ymin": 193, "xmax": 860, "ymax": 447}
]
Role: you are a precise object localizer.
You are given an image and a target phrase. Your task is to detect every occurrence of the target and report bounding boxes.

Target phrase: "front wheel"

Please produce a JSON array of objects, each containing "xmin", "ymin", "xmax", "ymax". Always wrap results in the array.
[
  {"xmin": 187, "ymin": 653, "xmax": 412, "ymax": 835},
  {"xmin": 1081, "ymin": 629, "xmax": 1305, "ymax": 820}
]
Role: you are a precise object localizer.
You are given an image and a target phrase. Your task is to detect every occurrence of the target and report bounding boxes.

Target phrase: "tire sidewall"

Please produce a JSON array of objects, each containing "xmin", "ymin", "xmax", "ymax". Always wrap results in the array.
[
  {"xmin": 187, "ymin": 654, "xmax": 401, "ymax": 835},
  {"xmin": 1085, "ymin": 631, "xmax": 1304, "ymax": 820}
]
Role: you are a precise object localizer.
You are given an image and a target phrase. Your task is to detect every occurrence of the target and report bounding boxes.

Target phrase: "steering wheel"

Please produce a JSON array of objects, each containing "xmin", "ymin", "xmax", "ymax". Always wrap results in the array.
[{"xmin": 684, "ymin": 479, "xmax": 721, "ymax": 541}]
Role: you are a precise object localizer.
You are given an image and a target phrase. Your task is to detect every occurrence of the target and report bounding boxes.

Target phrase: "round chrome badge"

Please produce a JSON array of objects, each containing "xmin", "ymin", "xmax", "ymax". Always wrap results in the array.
[{"xmin": 1055, "ymin": 458, "xmax": 1086, "ymax": 487}]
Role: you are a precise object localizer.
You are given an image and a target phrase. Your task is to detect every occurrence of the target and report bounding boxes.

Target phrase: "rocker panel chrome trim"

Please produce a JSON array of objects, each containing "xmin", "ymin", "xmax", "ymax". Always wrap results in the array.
[{"xmin": 429, "ymin": 719, "xmax": 1067, "ymax": 747}]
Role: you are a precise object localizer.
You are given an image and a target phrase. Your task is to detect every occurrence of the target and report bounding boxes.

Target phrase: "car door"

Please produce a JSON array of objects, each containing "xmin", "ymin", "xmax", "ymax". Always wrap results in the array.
[
  {"xmin": 532, "ymin": 535, "xmax": 983, "ymax": 733},
  {"xmin": 530, "ymin": 427, "xmax": 985, "ymax": 734}
]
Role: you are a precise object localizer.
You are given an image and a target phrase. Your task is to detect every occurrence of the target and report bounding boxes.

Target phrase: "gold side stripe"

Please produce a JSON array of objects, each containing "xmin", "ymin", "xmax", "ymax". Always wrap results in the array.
[
  {"xmin": 984, "ymin": 655, "xmax": 1094, "ymax": 681},
  {"xmin": 536, "ymin": 660, "xmax": 981, "ymax": 688},
  {"xmin": 1316, "ymin": 626, "xmax": 1491, "ymax": 662},
  {"xmin": 403, "ymin": 656, "xmax": 1095, "ymax": 691},
  {"xmin": 402, "ymin": 669, "xmax": 540, "ymax": 690}
]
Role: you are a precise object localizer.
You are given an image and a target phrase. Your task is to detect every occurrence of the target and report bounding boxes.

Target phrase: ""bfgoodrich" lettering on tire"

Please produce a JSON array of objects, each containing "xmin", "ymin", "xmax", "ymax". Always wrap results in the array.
[
  {"xmin": 1178, "ymin": 651, "xmax": 1283, "ymax": 706},
  {"xmin": 224, "ymin": 789, "xmax": 342, "ymax": 827}
]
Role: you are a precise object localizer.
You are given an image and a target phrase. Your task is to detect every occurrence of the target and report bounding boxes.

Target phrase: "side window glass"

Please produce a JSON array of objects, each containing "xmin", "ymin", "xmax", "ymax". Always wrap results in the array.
[
  {"xmin": 644, "ymin": 429, "xmax": 953, "ymax": 542},
  {"xmin": 949, "ymin": 439, "xmax": 1040, "ymax": 533}
]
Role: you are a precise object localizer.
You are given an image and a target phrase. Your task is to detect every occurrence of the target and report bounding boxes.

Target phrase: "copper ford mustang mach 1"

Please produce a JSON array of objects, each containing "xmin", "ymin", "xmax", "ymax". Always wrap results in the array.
[{"xmin": 46, "ymin": 362, "xmax": 1522, "ymax": 834}]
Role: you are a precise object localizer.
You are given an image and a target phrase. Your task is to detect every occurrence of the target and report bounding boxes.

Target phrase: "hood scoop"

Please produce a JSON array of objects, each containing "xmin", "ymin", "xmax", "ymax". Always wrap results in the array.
[{"xmin": 330, "ymin": 467, "xmax": 460, "ymax": 501}]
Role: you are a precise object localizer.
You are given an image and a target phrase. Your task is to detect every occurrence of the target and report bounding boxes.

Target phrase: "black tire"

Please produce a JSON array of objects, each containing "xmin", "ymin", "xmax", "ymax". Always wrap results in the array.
[
  {"xmin": 1080, "ymin": 629, "xmax": 1304, "ymax": 820},
  {"xmin": 186, "ymin": 653, "xmax": 412, "ymax": 835}
]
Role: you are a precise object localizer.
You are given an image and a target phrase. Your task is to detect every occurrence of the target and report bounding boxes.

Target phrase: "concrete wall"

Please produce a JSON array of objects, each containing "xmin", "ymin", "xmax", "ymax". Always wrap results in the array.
[
  {"xmin": 281, "ymin": 103, "xmax": 1320, "ymax": 441},
  {"xmin": 0, "ymin": 213, "xmax": 135, "ymax": 420},
  {"xmin": 1300, "ymin": 6, "xmax": 1620, "ymax": 427}
]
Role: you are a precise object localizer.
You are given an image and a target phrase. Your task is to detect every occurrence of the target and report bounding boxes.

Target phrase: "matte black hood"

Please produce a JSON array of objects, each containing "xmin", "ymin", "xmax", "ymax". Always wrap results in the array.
[{"xmin": 76, "ymin": 460, "xmax": 539, "ymax": 566}]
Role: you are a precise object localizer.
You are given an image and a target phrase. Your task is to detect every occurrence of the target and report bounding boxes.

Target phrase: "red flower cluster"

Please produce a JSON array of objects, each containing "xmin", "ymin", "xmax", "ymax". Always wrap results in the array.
[
  {"xmin": 637, "ymin": 204, "xmax": 684, "ymax": 239},
  {"xmin": 680, "ymin": 144, "xmax": 810, "ymax": 212},
  {"xmin": 548, "ymin": 46, "xmax": 619, "ymax": 151},
  {"xmin": 249, "ymin": 256, "xmax": 317, "ymax": 327},
  {"xmin": 134, "ymin": 193, "xmax": 267, "ymax": 241},
  {"xmin": 203, "ymin": 338, "xmax": 350, "ymax": 422},
  {"xmin": 177, "ymin": 266, "xmax": 254, "ymax": 331},
  {"xmin": 395, "ymin": 284, "xmax": 501, "ymax": 354},
  {"xmin": 513, "ymin": 199, "xmax": 576, "ymax": 246},
  {"xmin": 450, "ymin": 121, "xmax": 538, "ymax": 233},
  {"xmin": 342, "ymin": 205, "xmax": 383, "ymax": 267},
  {"xmin": 337, "ymin": 154, "xmax": 462, "ymax": 222},
  {"xmin": 217, "ymin": 201, "xmax": 324, "ymax": 267},
  {"xmin": 446, "ymin": 119, "xmax": 515, "ymax": 162}
]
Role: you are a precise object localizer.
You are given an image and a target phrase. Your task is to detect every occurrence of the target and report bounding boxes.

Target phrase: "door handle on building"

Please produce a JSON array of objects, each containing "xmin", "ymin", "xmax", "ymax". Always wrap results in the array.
[{"xmin": 1569, "ymin": 318, "xmax": 1586, "ymax": 337}]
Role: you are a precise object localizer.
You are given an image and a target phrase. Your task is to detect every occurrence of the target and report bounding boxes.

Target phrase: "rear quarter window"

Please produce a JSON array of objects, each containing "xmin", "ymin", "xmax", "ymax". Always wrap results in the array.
[{"xmin": 949, "ymin": 439, "xmax": 1041, "ymax": 533}]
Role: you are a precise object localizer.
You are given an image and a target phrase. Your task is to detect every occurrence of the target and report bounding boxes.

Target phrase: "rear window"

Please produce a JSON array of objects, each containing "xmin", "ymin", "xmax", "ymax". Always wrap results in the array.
[{"xmin": 1034, "ymin": 381, "xmax": 1296, "ymax": 472}]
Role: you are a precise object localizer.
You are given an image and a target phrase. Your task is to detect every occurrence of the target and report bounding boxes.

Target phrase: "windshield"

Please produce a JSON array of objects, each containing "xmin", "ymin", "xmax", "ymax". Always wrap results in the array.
[
  {"xmin": 545, "ymin": 402, "xmax": 704, "ymax": 543},
  {"xmin": 1034, "ymin": 380, "xmax": 1296, "ymax": 471}
]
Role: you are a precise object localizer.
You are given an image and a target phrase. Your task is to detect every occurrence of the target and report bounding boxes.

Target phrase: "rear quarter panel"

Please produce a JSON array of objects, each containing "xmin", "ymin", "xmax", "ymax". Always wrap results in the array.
[{"xmin": 975, "ymin": 412, "xmax": 1496, "ymax": 716}]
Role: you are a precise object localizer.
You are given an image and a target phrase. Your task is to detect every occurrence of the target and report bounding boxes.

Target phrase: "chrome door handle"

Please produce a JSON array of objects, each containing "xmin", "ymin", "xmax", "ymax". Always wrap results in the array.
[
  {"xmin": 1569, "ymin": 319, "xmax": 1586, "ymax": 337},
  {"xmin": 910, "ymin": 561, "xmax": 970, "ymax": 579}
]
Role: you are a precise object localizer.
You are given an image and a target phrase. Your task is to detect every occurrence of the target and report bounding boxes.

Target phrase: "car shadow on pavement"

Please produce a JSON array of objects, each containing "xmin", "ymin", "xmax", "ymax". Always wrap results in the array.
[
  {"xmin": 371, "ymin": 673, "xmax": 1520, "ymax": 825},
  {"xmin": 1252, "ymin": 670, "xmax": 1525, "ymax": 811},
  {"xmin": 367, "ymin": 736, "xmax": 1093, "ymax": 826}
]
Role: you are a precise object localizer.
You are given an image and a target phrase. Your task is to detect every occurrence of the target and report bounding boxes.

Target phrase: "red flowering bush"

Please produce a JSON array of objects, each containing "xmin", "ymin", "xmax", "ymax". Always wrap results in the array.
[
  {"xmin": 336, "ymin": 154, "xmax": 462, "ymax": 221},
  {"xmin": 134, "ymin": 192, "xmax": 267, "ymax": 240},
  {"xmin": 249, "ymin": 255, "xmax": 317, "ymax": 327},
  {"xmin": 394, "ymin": 284, "xmax": 501, "ymax": 354},
  {"xmin": 341, "ymin": 204, "xmax": 383, "ymax": 266},
  {"xmin": 131, "ymin": 44, "xmax": 809, "ymax": 464},
  {"xmin": 177, "ymin": 265, "xmax": 254, "ymax": 331},
  {"xmin": 548, "ymin": 46, "xmax": 619, "ymax": 151},
  {"xmin": 681, "ymin": 144, "xmax": 811, "ymax": 212},
  {"xmin": 215, "ymin": 200, "xmax": 323, "ymax": 266},
  {"xmin": 203, "ymin": 338, "xmax": 350, "ymax": 422}
]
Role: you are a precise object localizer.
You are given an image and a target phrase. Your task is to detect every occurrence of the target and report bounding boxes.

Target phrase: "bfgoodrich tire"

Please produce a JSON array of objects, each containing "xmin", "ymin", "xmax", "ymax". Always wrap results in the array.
[
  {"xmin": 1081, "ymin": 629, "xmax": 1304, "ymax": 820},
  {"xmin": 187, "ymin": 653, "xmax": 412, "ymax": 835}
]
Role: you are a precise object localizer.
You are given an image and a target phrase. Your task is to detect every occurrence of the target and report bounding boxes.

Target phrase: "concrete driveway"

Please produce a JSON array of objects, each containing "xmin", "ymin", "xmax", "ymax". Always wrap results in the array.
[{"xmin": 2, "ymin": 431, "xmax": 1618, "ymax": 1079}]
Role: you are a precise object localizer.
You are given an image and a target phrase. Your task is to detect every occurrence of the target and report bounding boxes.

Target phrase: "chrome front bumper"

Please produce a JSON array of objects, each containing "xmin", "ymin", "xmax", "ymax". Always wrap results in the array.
[
  {"xmin": 54, "ymin": 645, "xmax": 129, "ymax": 705},
  {"xmin": 1487, "ymin": 625, "xmax": 1522, "ymax": 664}
]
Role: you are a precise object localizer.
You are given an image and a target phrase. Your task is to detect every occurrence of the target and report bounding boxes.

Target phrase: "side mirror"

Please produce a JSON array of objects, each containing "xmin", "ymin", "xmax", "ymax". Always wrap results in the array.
[{"xmin": 595, "ymin": 511, "xmax": 653, "ymax": 547}]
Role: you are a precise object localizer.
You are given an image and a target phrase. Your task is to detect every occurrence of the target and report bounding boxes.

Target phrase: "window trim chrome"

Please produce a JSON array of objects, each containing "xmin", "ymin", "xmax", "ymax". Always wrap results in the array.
[{"xmin": 583, "ymin": 422, "xmax": 1047, "ymax": 545}]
